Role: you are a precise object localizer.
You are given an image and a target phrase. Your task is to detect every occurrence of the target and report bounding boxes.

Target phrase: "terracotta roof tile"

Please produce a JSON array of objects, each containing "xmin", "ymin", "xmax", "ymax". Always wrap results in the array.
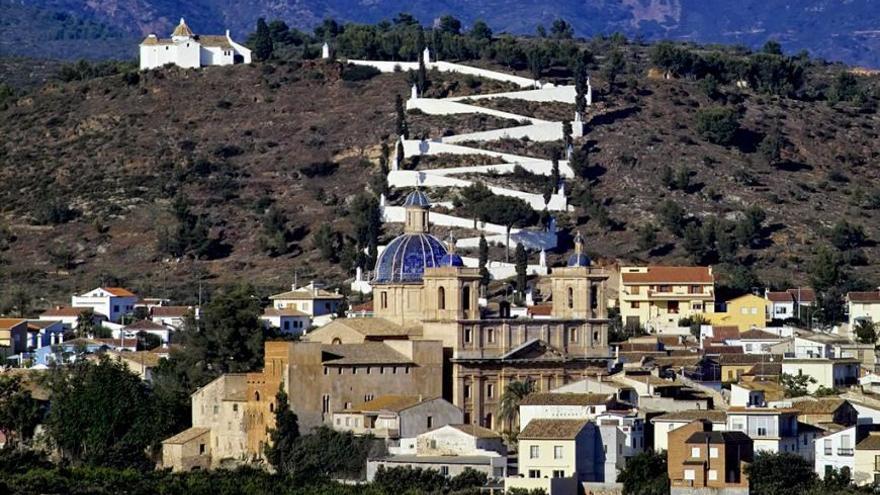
[
  {"xmin": 270, "ymin": 288, "xmax": 343, "ymax": 300},
  {"xmin": 151, "ymin": 306, "xmax": 195, "ymax": 318},
  {"xmin": 787, "ymin": 288, "xmax": 816, "ymax": 302},
  {"xmin": 738, "ymin": 329, "xmax": 785, "ymax": 340},
  {"xmin": 621, "ymin": 266, "xmax": 713, "ymax": 284},
  {"xmin": 766, "ymin": 291, "xmax": 794, "ymax": 302},
  {"xmin": 263, "ymin": 308, "xmax": 310, "ymax": 317},
  {"xmin": 849, "ymin": 292, "xmax": 880, "ymax": 303},
  {"xmin": 450, "ymin": 424, "xmax": 501, "ymax": 439},
  {"xmin": 162, "ymin": 426, "xmax": 210, "ymax": 445},
  {"xmin": 0, "ymin": 318, "xmax": 26, "ymax": 329},
  {"xmin": 789, "ymin": 398, "xmax": 849, "ymax": 415},
  {"xmin": 40, "ymin": 306, "xmax": 94, "ymax": 317},
  {"xmin": 104, "ymin": 287, "xmax": 136, "ymax": 297},
  {"xmin": 519, "ymin": 419, "xmax": 589, "ymax": 440},
  {"xmin": 520, "ymin": 393, "xmax": 613, "ymax": 406},
  {"xmin": 652, "ymin": 410, "xmax": 727, "ymax": 422},
  {"xmin": 345, "ymin": 395, "xmax": 436, "ymax": 413},
  {"xmin": 857, "ymin": 432, "xmax": 880, "ymax": 450},
  {"xmin": 528, "ymin": 304, "xmax": 553, "ymax": 316}
]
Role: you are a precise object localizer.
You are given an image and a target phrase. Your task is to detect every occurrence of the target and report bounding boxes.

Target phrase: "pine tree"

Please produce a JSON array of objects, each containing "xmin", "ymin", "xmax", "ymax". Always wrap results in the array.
[
  {"xmin": 254, "ymin": 18, "xmax": 273, "ymax": 61},
  {"xmin": 478, "ymin": 234, "xmax": 490, "ymax": 287},
  {"xmin": 395, "ymin": 94, "xmax": 408, "ymax": 139},
  {"xmin": 515, "ymin": 243, "xmax": 528, "ymax": 299},
  {"xmin": 265, "ymin": 385, "xmax": 300, "ymax": 473}
]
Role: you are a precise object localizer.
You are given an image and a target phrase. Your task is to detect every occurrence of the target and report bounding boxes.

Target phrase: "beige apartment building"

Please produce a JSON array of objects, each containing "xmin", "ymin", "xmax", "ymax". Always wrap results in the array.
[{"xmin": 618, "ymin": 266, "xmax": 715, "ymax": 331}]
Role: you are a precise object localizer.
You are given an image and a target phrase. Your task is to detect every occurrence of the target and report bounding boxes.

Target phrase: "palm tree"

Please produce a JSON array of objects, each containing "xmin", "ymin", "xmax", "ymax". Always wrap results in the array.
[{"xmin": 498, "ymin": 379, "xmax": 535, "ymax": 432}]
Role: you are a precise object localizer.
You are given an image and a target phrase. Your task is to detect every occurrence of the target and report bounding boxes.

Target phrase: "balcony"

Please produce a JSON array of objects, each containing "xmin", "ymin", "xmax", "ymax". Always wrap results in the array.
[
  {"xmin": 825, "ymin": 448, "xmax": 833, "ymax": 455},
  {"xmin": 838, "ymin": 448, "xmax": 854, "ymax": 456},
  {"xmin": 645, "ymin": 289, "xmax": 714, "ymax": 300}
]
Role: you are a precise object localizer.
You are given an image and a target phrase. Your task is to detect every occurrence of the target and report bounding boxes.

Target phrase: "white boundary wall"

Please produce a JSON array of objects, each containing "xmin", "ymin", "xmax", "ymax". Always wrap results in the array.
[
  {"xmin": 347, "ymin": 59, "xmax": 543, "ymax": 88},
  {"xmin": 447, "ymin": 85, "xmax": 576, "ymax": 103}
]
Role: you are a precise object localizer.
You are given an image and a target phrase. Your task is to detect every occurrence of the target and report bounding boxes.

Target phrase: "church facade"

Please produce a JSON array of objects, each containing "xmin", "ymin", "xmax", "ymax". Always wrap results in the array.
[
  {"xmin": 361, "ymin": 190, "xmax": 612, "ymax": 432},
  {"xmin": 139, "ymin": 18, "xmax": 252, "ymax": 70}
]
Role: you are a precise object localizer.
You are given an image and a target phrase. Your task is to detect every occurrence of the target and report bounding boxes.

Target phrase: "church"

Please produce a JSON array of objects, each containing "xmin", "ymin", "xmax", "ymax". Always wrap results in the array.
[
  {"xmin": 139, "ymin": 18, "xmax": 252, "ymax": 70},
  {"xmin": 303, "ymin": 190, "xmax": 613, "ymax": 432}
]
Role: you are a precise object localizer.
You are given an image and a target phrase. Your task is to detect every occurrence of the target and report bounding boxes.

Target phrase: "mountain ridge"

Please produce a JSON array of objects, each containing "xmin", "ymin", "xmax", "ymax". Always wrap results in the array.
[{"xmin": 3, "ymin": 0, "xmax": 880, "ymax": 67}]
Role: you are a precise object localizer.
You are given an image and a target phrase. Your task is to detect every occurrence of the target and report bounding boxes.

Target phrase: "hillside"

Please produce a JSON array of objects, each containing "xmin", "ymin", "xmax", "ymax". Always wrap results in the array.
[
  {"xmin": 1, "ymin": 36, "xmax": 879, "ymax": 311},
  {"xmin": 3, "ymin": 0, "xmax": 880, "ymax": 67}
]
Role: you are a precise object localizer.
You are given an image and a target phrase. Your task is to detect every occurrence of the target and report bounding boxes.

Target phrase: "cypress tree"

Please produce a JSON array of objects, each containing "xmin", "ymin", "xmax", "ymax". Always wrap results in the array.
[
  {"xmin": 515, "ymin": 242, "xmax": 528, "ymax": 298},
  {"xmin": 254, "ymin": 18, "xmax": 273, "ymax": 61},
  {"xmin": 478, "ymin": 234, "xmax": 490, "ymax": 287},
  {"xmin": 265, "ymin": 385, "xmax": 300, "ymax": 472},
  {"xmin": 574, "ymin": 54, "xmax": 587, "ymax": 117},
  {"xmin": 395, "ymin": 94, "xmax": 409, "ymax": 139}
]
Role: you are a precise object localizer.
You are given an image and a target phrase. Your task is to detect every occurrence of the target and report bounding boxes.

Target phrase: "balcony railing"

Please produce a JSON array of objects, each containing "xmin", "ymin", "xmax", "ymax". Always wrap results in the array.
[
  {"xmin": 824, "ymin": 448, "xmax": 833, "ymax": 455},
  {"xmin": 838, "ymin": 448, "xmax": 854, "ymax": 456}
]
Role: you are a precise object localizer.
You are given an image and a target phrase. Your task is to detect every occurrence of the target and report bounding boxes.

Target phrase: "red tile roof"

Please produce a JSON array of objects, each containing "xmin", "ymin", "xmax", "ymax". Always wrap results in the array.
[
  {"xmin": 104, "ymin": 287, "xmax": 136, "ymax": 297},
  {"xmin": 350, "ymin": 301, "xmax": 373, "ymax": 312},
  {"xmin": 787, "ymin": 288, "xmax": 816, "ymax": 302},
  {"xmin": 621, "ymin": 266, "xmax": 713, "ymax": 284},
  {"xmin": 40, "ymin": 306, "xmax": 94, "ymax": 317},
  {"xmin": 766, "ymin": 291, "xmax": 794, "ymax": 302},
  {"xmin": 150, "ymin": 306, "xmax": 194, "ymax": 317},
  {"xmin": 849, "ymin": 292, "xmax": 880, "ymax": 303},
  {"xmin": 704, "ymin": 345, "xmax": 744, "ymax": 354}
]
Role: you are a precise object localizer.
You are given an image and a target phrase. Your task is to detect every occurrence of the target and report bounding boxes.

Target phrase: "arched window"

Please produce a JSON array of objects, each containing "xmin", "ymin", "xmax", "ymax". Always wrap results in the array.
[
  {"xmin": 462, "ymin": 285, "xmax": 471, "ymax": 311},
  {"xmin": 254, "ymin": 391, "xmax": 260, "ymax": 401},
  {"xmin": 332, "ymin": 338, "xmax": 342, "ymax": 345},
  {"xmin": 568, "ymin": 287, "xmax": 574, "ymax": 309},
  {"xmin": 438, "ymin": 286, "xmax": 446, "ymax": 310},
  {"xmin": 269, "ymin": 402, "xmax": 275, "ymax": 412}
]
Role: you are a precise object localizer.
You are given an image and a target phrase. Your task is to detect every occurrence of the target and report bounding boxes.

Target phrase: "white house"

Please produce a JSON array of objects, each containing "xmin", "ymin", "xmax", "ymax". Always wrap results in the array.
[
  {"xmin": 332, "ymin": 395, "xmax": 462, "ymax": 442},
  {"xmin": 847, "ymin": 291, "xmax": 880, "ymax": 328},
  {"xmin": 729, "ymin": 381, "xmax": 784, "ymax": 408},
  {"xmin": 726, "ymin": 407, "xmax": 802, "ymax": 455},
  {"xmin": 150, "ymin": 306, "xmax": 197, "ymax": 329},
  {"xmin": 119, "ymin": 319, "xmax": 172, "ymax": 344},
  {"xmin": 766, "ymin": 288, "xmax": 815, "ymax": 321},
  {"xmin": 269, "ymin": 282, "xmax": 344, "ymax": 327},
  {"xmin": 71, "ymin": 287, "xmax": 138, "ymax": 323},
  {"xmin": 724, "ymin": 328, "xmax": 787, "ymax": 354},
  {"xmin": 39, "ymin": 306, "xmax": 106, "ymax": 330},
  {"xmin": 260, "ymin": 308, "xmax": 310, "ymax": 336},
  {"xmin": 781, "ymin": 357, "xmax": 860, "ymax": 393},
  {"xmin": 813, "ymin": 425, "xmax": 880, "ymax": 479},
  {"xmin": 367, "ymin": 424, "xmax": 507, "ymax": 481},
  {"xmin": 592, "ymin": 410, "xmax": 646, "ymax": 483},
  {"xmin": 519, "ymin": 393, "xmax": 617, "ymax": 430},
  {"xmin": 140, "ymin": 18, "xmax": 252, "ymax": 70}
]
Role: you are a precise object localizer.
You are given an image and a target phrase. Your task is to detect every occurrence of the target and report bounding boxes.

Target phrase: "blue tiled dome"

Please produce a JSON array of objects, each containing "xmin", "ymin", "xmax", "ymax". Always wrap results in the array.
[
  {"xmin": 374, "ymin": 233, "xmax": 448, "ymax": 283},
  {"xmin": 567, "ymin": 253, "xmax": 591, "ymax": 267},
  {"xmin": 439, "ymin": 253, "xmax": 465, "ymax": 267},
  {"xmin": 403, "ymin": 190, "xmax": 431, "ymax": 208}
]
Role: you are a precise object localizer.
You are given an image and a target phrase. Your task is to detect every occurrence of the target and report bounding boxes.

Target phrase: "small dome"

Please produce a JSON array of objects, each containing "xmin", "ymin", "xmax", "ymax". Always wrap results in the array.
[
  {"xmin": 374, "ymin": 233, "xmax": 447, "ymax": 283},
  {"xmin": 403, "ymin": 190, "xmax": 431, "ymax": 208},
  {"xmin": 439, "ymin": 253, "xmax": 465, "ymax": 267},
  {"xmin": 567, "ymin": 253, "xmax": 591, "ymax": 267},
  {"xmin": 172, "ymin": 18, "xmax": 194, "ymax": 38}
]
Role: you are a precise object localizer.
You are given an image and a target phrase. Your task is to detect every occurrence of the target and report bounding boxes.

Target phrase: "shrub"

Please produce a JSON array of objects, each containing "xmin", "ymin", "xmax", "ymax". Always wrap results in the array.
[
  {"xmin": 341, "ymin": 64, "xmax": 381, "ymax": 82},
  {"xmin": 300, "ymin": 161, "xmax": 338, "ymax": 178},
  {"xmin": 695, "ymin": 107, "xmax": 740, "ymax": 145}
]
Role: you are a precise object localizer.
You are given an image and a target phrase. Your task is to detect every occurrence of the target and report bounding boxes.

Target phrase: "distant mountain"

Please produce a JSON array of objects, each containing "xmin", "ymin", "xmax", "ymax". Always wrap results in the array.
[{"xmin": 2, "ymin": 0, "xmax": 880, "ymax": 66}]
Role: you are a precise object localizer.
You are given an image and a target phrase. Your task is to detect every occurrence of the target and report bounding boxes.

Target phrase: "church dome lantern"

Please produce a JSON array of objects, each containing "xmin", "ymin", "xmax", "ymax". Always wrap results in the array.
[
  {"xmin": 567, "ymin": 231, "xmax": 591, "ymax": 267},
  {"xmin": 373, "ymin": 190, "xmax": 448, "ymax": 284},
  {"xmin": 171, "ymin": 18, "xmax": 194, "ymax": 40}
]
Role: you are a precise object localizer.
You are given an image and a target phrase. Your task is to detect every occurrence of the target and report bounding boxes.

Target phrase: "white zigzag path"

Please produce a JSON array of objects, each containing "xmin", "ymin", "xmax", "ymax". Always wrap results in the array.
[{"xmin": 349, "ymin": 55, "xmax": 592, "ymax": 293}]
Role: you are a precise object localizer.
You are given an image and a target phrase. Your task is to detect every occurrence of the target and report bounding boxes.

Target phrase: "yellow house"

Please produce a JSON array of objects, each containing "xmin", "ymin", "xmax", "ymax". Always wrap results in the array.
[
  {"xmin": 707, "ymin": 294, "xmax": 768, "ymax": 332},
  {"xmin": 504, "ymin": 419, "xmax": 587, "ymax": 495},
  {"xmin": 854, "ymin": 431, "xmax": 880, "ymax": 486},
  {"xmin": 618, "ymin": 266, "xmax": 715, "ymax": 331}
]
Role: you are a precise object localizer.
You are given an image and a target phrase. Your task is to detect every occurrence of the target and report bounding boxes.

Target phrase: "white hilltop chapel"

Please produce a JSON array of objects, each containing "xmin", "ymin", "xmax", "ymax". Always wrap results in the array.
[{"xmin": 139, "ymin": 18, "xmax": 252, "ymax": 70}]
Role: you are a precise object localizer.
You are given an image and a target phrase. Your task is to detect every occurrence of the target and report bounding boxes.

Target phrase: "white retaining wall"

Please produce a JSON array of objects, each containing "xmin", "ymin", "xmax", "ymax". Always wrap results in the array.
[
  {"xmin": 441, "ymin": 121, "xmax": 564, "ymax": 143},
  {"xmin": 406, "ymin": 98, "xmax": 546, "ymax": 124},
  {"xmin": 388, "ymin": 170, "xmax": 567, "ymax": 211},
  {"xmin": 346, "ymin": 59, "xmax": 542, "ymax": 88},
  {"xmin": 447, "ymin": 85, "xmax": 576, "ymax": 103}
]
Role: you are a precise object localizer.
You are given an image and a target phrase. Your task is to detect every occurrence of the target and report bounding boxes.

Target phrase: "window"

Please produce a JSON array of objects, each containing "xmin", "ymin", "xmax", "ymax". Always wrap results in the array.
[
  {"xmin": 691, "ymin": 447, "xmax": 700, "ymax": 458},
  {"xmin": 254, "ymin": 391, "xmax": 260, "ymax": 401},
  {"xmin": 874, "ymin": 455, "xmax": 880, "ymax": 473},
  {"xmin": 689, "ymin": 285, "xmax": 702, "ymax": 294},
  {"xmin": 487, "ymin": 383, "xmax": 495, "ymax": 398},
  {"xmin": 824, "ymin": 439, "xmax": 832, "ymax": 455},
  {"xmin": 568, "ymin": 287, "xmax": 574, "ymax": 309},
  {"xmin": 741, "ymin": 307, "xmax": 749, "ymax": 315},
  {"xmin": 552, "ymin": 470, "xmax": 565, "ymax": 478},
  {"xmin": 631, "ymin": 285, "xmax": 641, "ymax": 295},
  {"xmin": 199, "ymin": 443, "xmax": 205, "ymax": 455},
  {"xmin": 462, "ymin": 285, "xmax": 471, "ymax": 311},
  {"xmin": 464, "ymin": 384, "xmax": 471, "ymax": 399},
  {"xmin": 708, "ymin": 470, "xmax": 717, "ymax": 481},
  {"xmin": 440, "ymin": 466, "xmax": 449, "ymax": 476},
  {"xmin": 213, "ymin": 405, "xmax": 219, "ymax": 414},
  {"xmin": 631, "ymin": 301, "xmax": 640, "ymax": 309},
  {"xmin": 528, "ymin": 469, "xmax": 540, "ymax": 479},
  {"xmin": 554, "ymin": 446, "xmax": 563, "ymax": 459},
  {"xmin": 352, "ymin": 367, "xmax": 358, "ymax": 374},
  {"xmin": 324, "ymin": 367, "xmax": 329, "ymax": 375},
  {"xmin": 438, "ymin": 287, "xmax": 446, "ymax": 310},
  {"xmin": 345, "ymin": 417, "xmax": 350, "ymax": 426},
  {"xmin": 530, "ymin": 446, "xmax": 539, "ymax": 459},
  {"xmin": 113, "ymin": 305, "xmax": 120, "ymax": 312},
  {"xmin": 381, "ymin": 292, "xmax": 388, "ymax": 309},
  {"xmin": 427, "ymin": 416, "xmax": 433, "ymax": 428},
  {"xmin": 757, "ymin": 427, "xmax": 768, "ymax": 436},
  {"xmin": 709, "ymin": 447, "xmax": 718, "ymax": 458},
  {"xmin": 658, "ymin": 285, "xmax": 672, "ymax": 293},
  {"xmin": 569, "ymin": 328, "xmax": 578, "ymax": 343},
  {"xmin": 464, "ymin": 328, "xmax": 472, "ymax": 343},
  {"xmin": 487, "ymin": 328, "xmax": 495, "ymax": 343},
  {"xmin": 668, "ymin": 301, "xmax": 680, "ymax": 314},
  {"xmin": 684, "ymin": 469, "xmax": 695, "ymax": 481},
  {"xmin": 232, "ymin": 404, "xmax": 238, "ymax": 412}
]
